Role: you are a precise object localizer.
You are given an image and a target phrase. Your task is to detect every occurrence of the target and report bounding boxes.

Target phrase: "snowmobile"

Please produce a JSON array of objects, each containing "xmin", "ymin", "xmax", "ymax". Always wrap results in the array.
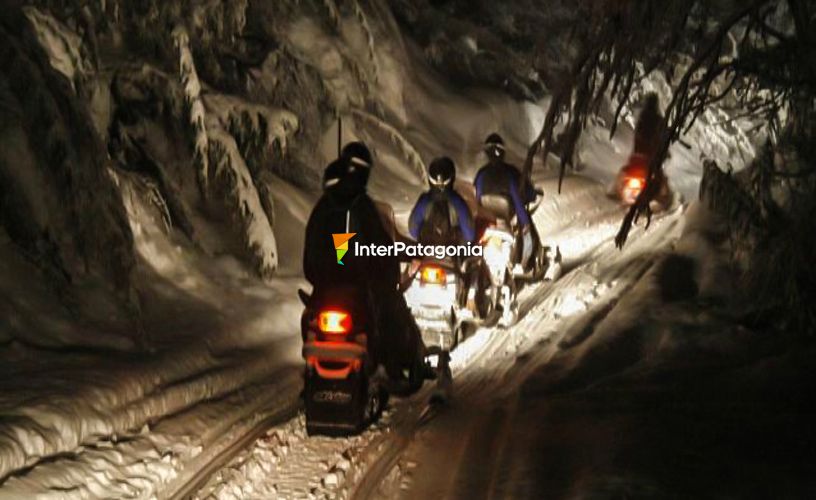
[
  {"xmin": 477, "ymin": 190, "xmax": 560, "ymax": 327},
  {"xmin": 611, "ymin": 153, "xmax": 672, "ymax": 208},
  {"xmin": 300, "ymin": 286, "xmax": 428, "ymax": 436},
  {"xmin": 402, "ymin": 258, "xmax": 463, "ymax": 400},
  {"xmin": 477, "ymin": 194, "xmax": 524, "ymax": 327},
  {"xmin": 511, "ymin": 188, "xmax": 561, "ymax": 285},
  {"xmin": 299, "ymin": 283, "xmax": 432, "ymax": 435}
]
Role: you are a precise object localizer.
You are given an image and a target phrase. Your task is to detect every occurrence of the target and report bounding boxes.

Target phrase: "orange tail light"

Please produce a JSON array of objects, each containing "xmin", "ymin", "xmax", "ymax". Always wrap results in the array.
[{"xmin": 420, "ymin": 265, "xmax": 446, "ymax": 285}]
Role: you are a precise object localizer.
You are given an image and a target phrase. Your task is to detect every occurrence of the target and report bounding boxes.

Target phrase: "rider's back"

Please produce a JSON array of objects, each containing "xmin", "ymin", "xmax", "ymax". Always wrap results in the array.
[
  {"xmin": 475, "ymin": 160, "xmax": 526, "ymax": 222},
  {"xmin": 475, "ymin": 161, "xmax": 521, "ymax": 200},
  {"xmin": 410, "ymin": 187, "xmax": 475, "ymax": 246},
  {"xmin": 417, "ymin": 191, "xmax": 457, "ymax": 246},
  {"xmin": 304, "ymin": 185, "xmax": 399, "ymax": 294},
  {"xmin": 633, "ymin": 93, "xmax": 665, "ymax": 161}
]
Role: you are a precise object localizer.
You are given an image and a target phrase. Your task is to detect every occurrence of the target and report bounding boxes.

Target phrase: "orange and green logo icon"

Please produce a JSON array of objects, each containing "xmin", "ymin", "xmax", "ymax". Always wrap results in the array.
[{"xmin": 332, "ymin": 233, "xmax": 356, "ymax": 265}]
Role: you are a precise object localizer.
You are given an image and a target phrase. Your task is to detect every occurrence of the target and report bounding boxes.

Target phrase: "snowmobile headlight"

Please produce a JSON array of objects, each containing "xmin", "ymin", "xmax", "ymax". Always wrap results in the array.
[{"xmin": 318, "ymin": 310, "xmax": 352, "ymax": 334}]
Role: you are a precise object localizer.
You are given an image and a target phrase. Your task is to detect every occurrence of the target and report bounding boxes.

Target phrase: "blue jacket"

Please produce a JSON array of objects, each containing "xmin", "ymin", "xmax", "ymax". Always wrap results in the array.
[
  {"xmin": 474, "ymin": 161, "xmax": 535, "ymax": 227},
  {"xmin": 408, "ymin": 189, "xmax": 475, "ymax": 243}
]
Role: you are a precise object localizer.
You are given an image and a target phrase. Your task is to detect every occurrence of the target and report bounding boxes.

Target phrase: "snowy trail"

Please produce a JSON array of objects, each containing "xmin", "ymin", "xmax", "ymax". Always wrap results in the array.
[
  {"xmin": 0, "ymin": 175, "xmax": 677, "ymax": 500},
  {"xmin": 194, "ymin": 176, "xmax": 686, "ymax": 499},
  {"xmin": 371, "ymin": 211, "xmax": 682, "ymax": 499}
]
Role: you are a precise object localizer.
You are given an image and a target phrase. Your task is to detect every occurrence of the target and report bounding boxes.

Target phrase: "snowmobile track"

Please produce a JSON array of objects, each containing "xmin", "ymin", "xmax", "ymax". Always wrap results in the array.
[
  {"xmin": 349, "ymin": 269, "xmax": 574, "ymax": 500},
  {"xmin": 163, "ymin": 402, "xmax": 301, "ymax": 500}
]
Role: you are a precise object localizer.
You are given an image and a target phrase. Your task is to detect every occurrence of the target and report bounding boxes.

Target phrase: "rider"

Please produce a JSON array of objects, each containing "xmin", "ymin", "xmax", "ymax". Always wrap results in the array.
[
  {"xmin": 474, "ymin": 133, "xmax": 540, "ymax": 271},
  {"xmin": 627, "ymin": 92, "xmax": 669, "ymax": 201},
  {"xmin": 303, "ymin": 142, "xmax": 431, "ymax": 381},
  {"xmin": 408, "ymin": 157, "xmax": 475, "ymax": 246},
  {"xmin": 634, "ymin": 92, "xmax": 664, "ymax": 161},
  {"xmin": 409, "ymin": 157, "xmax": 476, "ymax": 308}
]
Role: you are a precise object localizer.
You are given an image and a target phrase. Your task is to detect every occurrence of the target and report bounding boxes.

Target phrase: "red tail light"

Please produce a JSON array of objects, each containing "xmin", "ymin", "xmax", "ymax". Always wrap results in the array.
[
  {"xmin": 317, "ymin": 310, "xmax": 352, "ymax": 334},
  {"xmin": 420, "ymin": 265, "xmax": 446, "ymax": 285}
]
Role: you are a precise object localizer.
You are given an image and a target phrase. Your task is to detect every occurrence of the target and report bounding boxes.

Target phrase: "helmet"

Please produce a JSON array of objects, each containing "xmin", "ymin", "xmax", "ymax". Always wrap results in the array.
[
  {"xmin": 428, "ymin": 157, "xmax": 456, "ymax": 190},
  {"xmin": 339, "ymin": 141, "xmax": 373, "ymax": 187},
  {"xmin": 341, "ymin": 141, "xmax": 373, "ymax": 170},
  {"xmin": 322, "ymin": 158, "xmax": 347, "ymax": 190},
  {"xmin": 484, "ymin": 133, "xmax": 505, "ymax": 160}
]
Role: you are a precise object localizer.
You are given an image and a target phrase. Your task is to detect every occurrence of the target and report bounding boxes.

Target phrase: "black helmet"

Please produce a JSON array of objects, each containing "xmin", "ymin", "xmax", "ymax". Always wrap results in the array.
[
  {"xmin": 339, "ymin": 141, "xmax": 372, "ymax": 187},
  {"xmin": 322, "ymin": 158, "xmax": 347, "ymax": 190},
  {"xmin": 428, "ymin": 157, "xmax": 456, "ymax": 190},
  {"xmin": 341, "ymin": 141, "xmax": 373, "ymax": 169},
  {"xmin": 484, "ymin": 132, "xmax": 505, "ymax": 160}
]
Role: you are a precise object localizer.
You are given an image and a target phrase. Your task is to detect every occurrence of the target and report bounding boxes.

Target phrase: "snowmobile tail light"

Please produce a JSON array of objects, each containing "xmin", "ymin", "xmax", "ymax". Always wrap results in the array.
[
  {"xmin": 622, "ymin": 177, "xmax": 644, "ymax": 205},
  {"xmin": 626, "ymin": 177, "xmax": 644, "ymax": 190},
  {"xmin": 318, "ymin": 310, "xmax": 352, "ymax": 334},
  {"xmin": 420, "ymin": 265, "xmax": 446, "ymax": 285}
]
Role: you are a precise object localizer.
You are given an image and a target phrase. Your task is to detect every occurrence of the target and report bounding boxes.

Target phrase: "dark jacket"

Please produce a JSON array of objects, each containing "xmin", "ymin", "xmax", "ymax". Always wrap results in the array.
[
  {"xmin": 408, "ymin": 188, "xmax": 475, "ymax": 244},
  {"xmin": 303, "ymin": 179, "xmax": 399, "ymax": 294},
  {"xmin": 474, "ymin": 161, "xmax": 535, "ymax": 227},
  {"xmin": 634, "ymin": 98, "xmax": 665, "ymax": 161}
]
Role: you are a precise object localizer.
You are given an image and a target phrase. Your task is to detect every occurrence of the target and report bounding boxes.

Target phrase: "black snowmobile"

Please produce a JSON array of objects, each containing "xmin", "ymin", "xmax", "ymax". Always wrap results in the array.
[{"xmin": 299, "ymin": 286, "xmax": 426, "ymax": 436}]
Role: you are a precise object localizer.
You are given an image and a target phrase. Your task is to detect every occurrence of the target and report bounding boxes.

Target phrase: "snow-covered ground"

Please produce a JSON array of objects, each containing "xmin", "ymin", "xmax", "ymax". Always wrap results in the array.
[
  {"xmin": 187, "ymin": 173, "xmax": 690, "ymax": 499},
  {"xmin": 194, "ymin": 179, "xmax": 815, "ymax": 499}
]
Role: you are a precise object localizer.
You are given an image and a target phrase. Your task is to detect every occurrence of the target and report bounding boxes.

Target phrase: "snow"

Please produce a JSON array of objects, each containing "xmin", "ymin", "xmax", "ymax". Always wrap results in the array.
[
  {"xmin": 0, "ymin": 1, "xmax": 783, "ymax": 498},
  {"xmin": 0, "ymin": 157, "xmax": 304, "ymax": 496},
  {"xmin": 187, "ymin": 88, "xmax": 299, "ymax": 279},
  {"xmin": 191, "ymin": 172, "xmax": 690, "ymax": 498},
  {"xmin": 174, "ymin": 25, "xmax": 210, "ymax": 192},
  {"xmin": 23, "ymin": 7, "xmax": 90, "ymax": 92},
  {"xmin": 176, "ymin": 4, "xmax": 779, "ymax": 494}
]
